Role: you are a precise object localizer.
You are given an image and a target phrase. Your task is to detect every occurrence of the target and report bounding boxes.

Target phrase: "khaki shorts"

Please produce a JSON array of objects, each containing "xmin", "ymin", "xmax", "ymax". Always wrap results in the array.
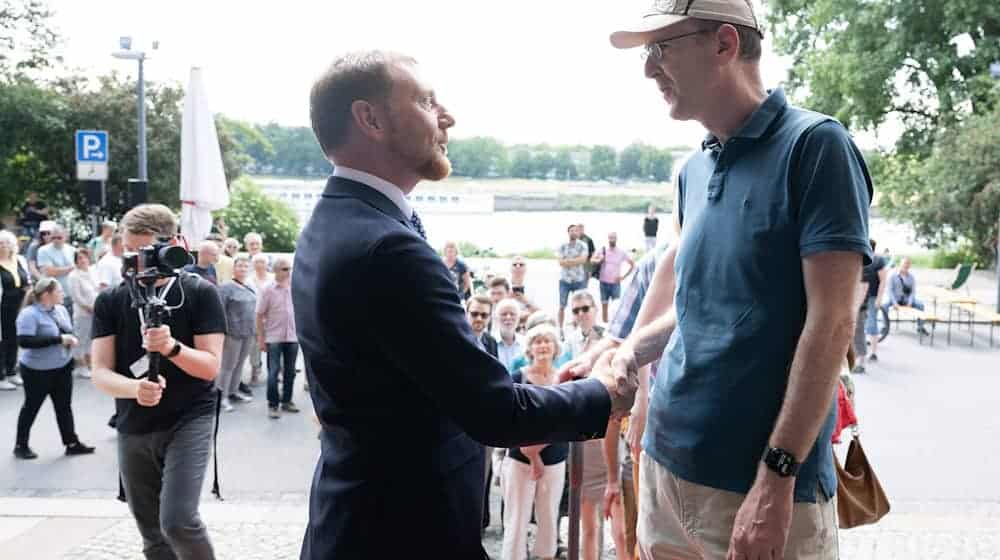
[{"xmin": 637, "ymin": 452, "xmax": 838, "ymax": 560}]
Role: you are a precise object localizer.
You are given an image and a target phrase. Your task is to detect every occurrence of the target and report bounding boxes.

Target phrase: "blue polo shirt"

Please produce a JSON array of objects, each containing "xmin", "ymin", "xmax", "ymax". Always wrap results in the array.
[{"xmin": 643, "ymin": 89, "xmax": 872, "ymax": 503}]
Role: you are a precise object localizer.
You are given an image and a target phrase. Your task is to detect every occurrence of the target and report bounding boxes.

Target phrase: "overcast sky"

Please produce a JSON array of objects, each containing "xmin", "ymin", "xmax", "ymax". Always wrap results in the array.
[{"xmin": 47, "ymin": 0, "xmax": 793, "ymax": 150}]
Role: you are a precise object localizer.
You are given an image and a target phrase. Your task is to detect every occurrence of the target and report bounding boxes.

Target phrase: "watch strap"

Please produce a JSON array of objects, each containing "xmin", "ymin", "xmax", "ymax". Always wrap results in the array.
[{"xmin": 166, "ymin": 341, "xmax": 182, "ymax": 358}]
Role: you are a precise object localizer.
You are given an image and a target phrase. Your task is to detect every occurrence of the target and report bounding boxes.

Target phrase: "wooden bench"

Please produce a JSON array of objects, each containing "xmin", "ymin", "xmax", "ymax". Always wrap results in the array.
[{"xmin": 888, "ymin": 305, "xmax": 940, "ymax": 345}]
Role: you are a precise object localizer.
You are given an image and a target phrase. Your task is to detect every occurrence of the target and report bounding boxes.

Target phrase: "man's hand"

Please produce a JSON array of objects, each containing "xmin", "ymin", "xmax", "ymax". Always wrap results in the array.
[
  {"xmin": 557, "ymin": 353, "xmax": 596, "ymax": 383},
  {"xmin": 258, "ymin": 337, "xmax": 267, "ymax": 353},
  {"xmin": 603, "ymin": 480, "xmax": 622, "ymax": 519},
  {"xmin": 60, "ymin": 334, "xmax": 79, "ymax": 348},
  {"xmin": 142, "ymin": 325, "xmax": 176, "ymax": 355},
  {"xmin": 135, "ymin": 376, "xmax": 166, "ymax": 407},
  {"xmin": 626, "ymin": 407, "xmax": 645, "ymax": 461},
  {"xmin": 727, "ymin": 467, "xmax": 794, "ymax": 560},
  {"xmin": 591, "ymin": 349, "xmax": 637, "ymax": 419}
]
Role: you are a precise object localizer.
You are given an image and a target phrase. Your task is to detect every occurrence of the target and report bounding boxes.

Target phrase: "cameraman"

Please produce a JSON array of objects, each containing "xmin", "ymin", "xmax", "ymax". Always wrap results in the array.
[{"xmin": 91, "ymin": 204, "xmax": 226, "ymax": 560}]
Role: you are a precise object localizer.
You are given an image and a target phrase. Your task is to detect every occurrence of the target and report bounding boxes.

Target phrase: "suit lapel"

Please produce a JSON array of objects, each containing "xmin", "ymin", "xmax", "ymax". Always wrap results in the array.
[{"xmin": 322, "ymin": 176, "xmax": 409, "ymax": 226}]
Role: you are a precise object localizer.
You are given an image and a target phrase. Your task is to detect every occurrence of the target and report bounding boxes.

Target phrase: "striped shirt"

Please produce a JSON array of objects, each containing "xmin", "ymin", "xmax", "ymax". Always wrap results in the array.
[{"xmin": 607, "ymin": 243, "xmax": 670, "ymax": 342}]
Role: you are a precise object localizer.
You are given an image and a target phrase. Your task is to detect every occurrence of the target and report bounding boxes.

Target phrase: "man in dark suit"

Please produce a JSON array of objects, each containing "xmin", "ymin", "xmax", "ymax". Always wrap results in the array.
[{"xmin": 293, "ymin": 51, "xmax": 637, "ymax": 559}]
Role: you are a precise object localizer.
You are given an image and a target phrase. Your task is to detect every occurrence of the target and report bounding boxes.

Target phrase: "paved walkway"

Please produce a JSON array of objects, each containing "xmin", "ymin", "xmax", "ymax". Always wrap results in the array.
[{"xmin": 0, "ymin": 261, "xmax": 996, "ymax": 558}]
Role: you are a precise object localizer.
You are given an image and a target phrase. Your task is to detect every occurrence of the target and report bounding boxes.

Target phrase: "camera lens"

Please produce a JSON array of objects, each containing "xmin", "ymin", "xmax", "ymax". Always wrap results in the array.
[{"xmin": 158, "ymin": 245, "xmax": 192, "ymax": 270}]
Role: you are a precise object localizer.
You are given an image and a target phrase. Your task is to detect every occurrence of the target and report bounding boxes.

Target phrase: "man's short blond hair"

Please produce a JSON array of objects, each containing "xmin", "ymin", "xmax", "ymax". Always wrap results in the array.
[{"xmin": 120, "ymin": 204, "xmax": 178, "ymax": 237}]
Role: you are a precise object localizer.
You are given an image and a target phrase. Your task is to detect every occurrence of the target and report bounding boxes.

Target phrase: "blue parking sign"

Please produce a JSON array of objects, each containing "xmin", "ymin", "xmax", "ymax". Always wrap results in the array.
[{"xmin": 76, "ymin": 130, "xmax": 109, "ymax": 163}]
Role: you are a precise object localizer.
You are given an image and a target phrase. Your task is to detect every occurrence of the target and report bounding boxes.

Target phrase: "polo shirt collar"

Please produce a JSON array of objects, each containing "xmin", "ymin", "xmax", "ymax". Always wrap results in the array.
[{"xmin": 701, "ymin": 88, "xmax": 788, "ymax": 152}]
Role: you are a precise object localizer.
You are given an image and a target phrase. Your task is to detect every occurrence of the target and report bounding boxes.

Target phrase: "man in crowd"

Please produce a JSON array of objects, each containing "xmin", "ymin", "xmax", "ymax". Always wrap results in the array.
[
  {"xmin": 465, "ymin": 293, "xmax": 498, "ymax": 532},
  {"xmin": 19, "ymin": 191, "xmax": 49, "ymax": 239},
  {"xmin": 293, "ymin": 50, "xmax": 633, "ymax": 558},
  {"xmin": 601, "ymin": 1, "xmax": 872, "ymax": 557},
  {"xmin": 244, "ymin": 232, "xmax": 266, "ymax": 266},
  {"xmin": 184, "ymin": 240, "xmax": 220, "ymax": 285},
  {"xmin": 26, "ymin": 220, "xmax": 55, "ymax": 280},
  {"xmin": 494, "ymin": 298, "xmax": 525, "ymax": 373},
  {"xmin": 87, "ymin": 220, "xmax": 116, "ymax": 261},
  {"xmin": 257, "ymin": 256, "xmax": 299, "ymax": 419},
  {"xmin": 854, "ymin": 238, "xmax": 889, "ymax": 373},
  {"xmin": 36, "ymin": 224, "xmax": 76, "ymax": 316},
  {"xmin": 577, "ymin": 222, "xmax": 596, "ymax": 279},
  {"xmin": 557, "ymin": 224, "xmax": 589, "ymax": 329},
  {"xmin": 883, "ymin": 256, "xmax": 930, "ymax": 336},
  {"xmin": 96, "ymin": 234, "xmax": 124, "ymax": 291},
  {"xmin": 593, "ymin": 231, "xmax": 636, "ymax": 323},
  {"xmin": 91, "ymin": 203, "xmax": 226, "ymax": 559},
  {"xmin": 643, "ymin": 204, "xmax": 659, "ymax": 251}
]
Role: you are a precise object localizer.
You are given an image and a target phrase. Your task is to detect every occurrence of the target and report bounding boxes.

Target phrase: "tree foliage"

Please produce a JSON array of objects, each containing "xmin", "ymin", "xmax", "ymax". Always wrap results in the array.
[
  {"xmin": 0, "ymin": 74, "xmax": 243, "ymax": 222},
  {"xmin": 0, "ymin": 0, "xmax": 59, "ymax": 77},
  {"xmin": 766, "ymin": 0, "xmax": 1000, "ymax": 155},
  {"xmin": 589, "ymin": 145, "xmax": 618, "ymax": 180},
  {"xmin": 878, "ymin": 106, "xmax": 1000, "ymax": 265},
  {"xmin": 215, "ymin": 177, "xmax": 299, "ymax": 253}
]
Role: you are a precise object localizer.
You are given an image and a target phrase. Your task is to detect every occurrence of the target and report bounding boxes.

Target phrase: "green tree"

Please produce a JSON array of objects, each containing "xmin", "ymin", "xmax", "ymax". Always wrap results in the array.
[
  {"xmin": 642, "ymin": 148, "xmax": 674, "ymax": 182},
  {"xmin": 531, "ymin": 146, "xmax": 556, "ymax": 179},
  {"xmin": 618, "ymin": 142, "xmax": 646, "ymax": 178},
  {"xmin": 0, "ymin": 74, "xmax": 243, "ymax": 221},
  {"xmin": 217, "ymin": 115, "xmax": 275, "ymax": 174},
  {"xmin": 879, "ymin": 106, "xmax": 1000, "ymax": 265},
  {"xmin": 509, "ymin": 149, "xmax": 533, "ymax": 179},
  {"xmin": 0, "ymin": 0, "xmax": 58, "ymax": 77},
  {"xmin": 448, "ymin": 136, "xmax": 508, "ymax": 177},
  {"xmin": 216, "ymin": 177, "xmax": 299, "ymax": 252},
  {"xmin": 766, "ymin": 0, "xmax": 1000, "ymax": 155},
  {"xmin": 553, "ymin": 147, "xmax": 578, "ymax": 180},
  {"xmin": 589, "ymin": 145, "xmax": 617, "ymax": 180},
  {"xmin": 257, "ymin": 123, "xmax": 330, "ymax": 177}
]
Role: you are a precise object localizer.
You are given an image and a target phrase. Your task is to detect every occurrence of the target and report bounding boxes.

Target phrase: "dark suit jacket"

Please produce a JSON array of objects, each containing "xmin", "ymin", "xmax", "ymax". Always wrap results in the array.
[
  {"xmin": 293, "ymin": 177, "xmax": 611, "ymax": 559},
  {"xmin": 479, "ymin": 332, "xmax": 498, "ymax": 359}
]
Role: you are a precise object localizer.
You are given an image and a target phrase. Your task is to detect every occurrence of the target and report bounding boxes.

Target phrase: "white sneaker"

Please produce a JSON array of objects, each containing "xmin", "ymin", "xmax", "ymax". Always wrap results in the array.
[
  {"xmin": 229, "ymin": 393, "xmax": 253, "ymax": 404},
  {"xmin": 74, "ymin": 367, "xmax": 92, "ymax": 379},
  {"xmin": 8, "ymin": 375, "xmax": 23, "ymax": 386},
  {"xmin": 0, "ymin": 380, "xmax": 16, "ymax": 391},
  {"xmin": 221, "ymin": 398, "xmax": 234, "ymax": 413}
]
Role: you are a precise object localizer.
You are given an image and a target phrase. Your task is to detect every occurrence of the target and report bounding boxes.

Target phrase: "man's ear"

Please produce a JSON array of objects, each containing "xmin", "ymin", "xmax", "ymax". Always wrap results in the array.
[
  {"xmin": 715, "ymin": 24, "xmax": 740, "ymax": 62},
  {"xmin": 351, "ymin": 100, "xmax": 385, "ymax": 138}
]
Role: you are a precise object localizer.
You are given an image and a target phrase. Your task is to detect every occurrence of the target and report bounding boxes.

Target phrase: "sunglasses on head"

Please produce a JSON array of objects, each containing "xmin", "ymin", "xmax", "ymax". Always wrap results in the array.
[
  {"xmin": 469, "ymin": 311, "xmax": 490, "ymax": 320},
  {"xmin": 572, "ymin": 305, "xmax": 591, "ymax": 315}
]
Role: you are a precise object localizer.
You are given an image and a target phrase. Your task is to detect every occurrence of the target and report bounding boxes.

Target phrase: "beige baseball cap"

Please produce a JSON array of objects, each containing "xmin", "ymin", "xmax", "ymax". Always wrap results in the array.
[{"xmin": 610, "ymin": 0, "xmax": 763, "ymax": 49}]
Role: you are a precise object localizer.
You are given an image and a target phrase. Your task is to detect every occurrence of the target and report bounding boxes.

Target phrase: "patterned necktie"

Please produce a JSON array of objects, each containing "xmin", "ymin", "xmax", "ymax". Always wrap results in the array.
[{"xmin": 409, "ymin": 210, "xmax": 427, "ymax": 240}]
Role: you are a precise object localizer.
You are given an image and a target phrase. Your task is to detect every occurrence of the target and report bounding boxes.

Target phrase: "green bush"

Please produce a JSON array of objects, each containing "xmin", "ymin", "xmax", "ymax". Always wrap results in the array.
[
  {"xmin": 929, "ymin": 245, "xmax": 982, "ymax": 270},
  {"xmin": 516, "ymin": 248, "xmax": 558, "ymax": 259},
  {"xmin": 216, "ymin": 177, "xmax": 299, "ymax": 253},
  {"xmin": 457, "ymin": 241, "xmax": 498, "ymax": 258}
]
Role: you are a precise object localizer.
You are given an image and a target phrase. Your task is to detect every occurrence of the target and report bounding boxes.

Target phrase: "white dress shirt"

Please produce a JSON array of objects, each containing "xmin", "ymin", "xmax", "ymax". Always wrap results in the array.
[{"xmin": 333, "ymin": 166, "xmax": 413, "ymax": 220}]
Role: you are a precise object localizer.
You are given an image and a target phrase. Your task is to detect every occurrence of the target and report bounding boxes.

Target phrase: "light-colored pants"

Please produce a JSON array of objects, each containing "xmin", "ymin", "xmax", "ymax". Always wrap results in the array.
[
  {"xmin": 218, "ymin": 335, "xmax": 253, "ymax": 397},
  {"xmin": 249, "ymin": 343, "xmax": 263, "ymax": 381},
  {"xmin": 501, "ymin": 458, "xmax": 566, "ymax": 560},
  {"xmin": 637, "ymin": 452, "xmax": 838, "ymax": 560},
  {"xmin": 645, "ymin": 237, "xmax": 657, "ymax": 251}
]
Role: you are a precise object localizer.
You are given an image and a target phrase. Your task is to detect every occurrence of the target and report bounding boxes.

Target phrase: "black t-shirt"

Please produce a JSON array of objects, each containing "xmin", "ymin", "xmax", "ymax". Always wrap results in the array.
[
  {"xmin": 20, "ymin": 202, "xmax": 47, "ymax": 227},
  {"xmin": 447, "ymin": 259, "xmax": 469, "ymax": 299},
  {"xmin": 861, "ymin": 255, "xmax": 887, "ymax": 298},
  {"xmin": 643, "ymin": 216, "xmax": 660, "ymax": 237},
  {"xmin": 507, "ymin": 370, "xmax": 569, "ymax": 466},
  {"xmin": 92, "ymin": 272, "xmax": 227, "ymax": 434}
]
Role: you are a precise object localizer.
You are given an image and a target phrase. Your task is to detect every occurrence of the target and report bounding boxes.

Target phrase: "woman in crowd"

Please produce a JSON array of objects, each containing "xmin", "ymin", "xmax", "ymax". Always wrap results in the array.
[
  {"xmin": 13, "ymin": 277, "xmax": 94, "ymax": 459},
  {"xmin": 218, "ymin": 257, "xmax": 257, "ymax": 411},
  {"xmin": 442, "ymin": 240, "xmax": 471, "ymax": 300},
  {"xmin": 502, "ymin": 324, "xmax": 567, "ymax": 560},
  {"xmin": 0, "ymin": 230, "xmax": 30, "ymax": 390},
  {"xmin": 565, "ymin": 291, "xmax": 629, "ymax": 560},
  {"xmin": 67, "ymin": 248, "xmax": 97, "ymax": 379},
  {"xmin": 245, "ymin": 253, "xmax": 274, "ymax": 386}
]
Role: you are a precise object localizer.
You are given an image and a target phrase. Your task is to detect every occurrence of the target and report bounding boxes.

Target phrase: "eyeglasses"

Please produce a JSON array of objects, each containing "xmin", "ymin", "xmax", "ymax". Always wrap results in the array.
[
  {"xmin": 642, "ymin": 29, "xmax": 715, "ymax": 61},
  {"xmin": 469, "ymin": 311, "xmax": 491, "ymax": 320},
  {"xmin": 572, "ymin": 305, "xmax": 592, "ymax": 315}
]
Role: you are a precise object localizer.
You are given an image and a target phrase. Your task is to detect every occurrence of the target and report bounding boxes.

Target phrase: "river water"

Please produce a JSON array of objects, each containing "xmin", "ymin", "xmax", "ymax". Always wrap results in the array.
[{"xmin": 421, "ymin": 210, "xmax": 922, "ymax": 257}]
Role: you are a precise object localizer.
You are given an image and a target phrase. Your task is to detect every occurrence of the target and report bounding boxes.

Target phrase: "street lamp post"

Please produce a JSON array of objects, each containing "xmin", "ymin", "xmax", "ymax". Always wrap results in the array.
[
  {"xmin": 112, "ymin": 37, "xmax": 157, "ymax": 200},
  {"xmin": 992, "ymin": 62, "xmax": 1000, "ymax": 313}
]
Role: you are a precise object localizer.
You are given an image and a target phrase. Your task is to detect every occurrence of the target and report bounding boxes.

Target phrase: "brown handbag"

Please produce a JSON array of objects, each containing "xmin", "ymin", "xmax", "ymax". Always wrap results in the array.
[{"xmin": 835, "ymin": 433, "xmax": 890, "ymax": 528}]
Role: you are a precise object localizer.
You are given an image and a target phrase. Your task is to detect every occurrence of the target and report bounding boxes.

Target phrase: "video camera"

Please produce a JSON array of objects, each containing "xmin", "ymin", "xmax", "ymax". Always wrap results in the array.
[{"xmin": 122, "ymin": 241, "xmax": 193, "ymax": 382}]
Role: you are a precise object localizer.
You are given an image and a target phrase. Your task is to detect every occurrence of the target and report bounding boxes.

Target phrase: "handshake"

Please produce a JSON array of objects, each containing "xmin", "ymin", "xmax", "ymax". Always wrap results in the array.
[{"xmin": 558, "ymin": 346, "xmax": 640, "ymax": 420}]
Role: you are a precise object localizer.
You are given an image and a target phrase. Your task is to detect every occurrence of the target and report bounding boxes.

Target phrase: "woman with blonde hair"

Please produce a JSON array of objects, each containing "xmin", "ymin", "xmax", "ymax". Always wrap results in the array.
[
  {"xmin": 0, "ymin": 230, "xmax": 30, "ymax": 390},
  {"xmin": 14, "ymin": 277, "xmax": 94, "ymax": 459},
  {"xmin": 502, "ymin": 323, "xmax": 567, "ymax": 560}
]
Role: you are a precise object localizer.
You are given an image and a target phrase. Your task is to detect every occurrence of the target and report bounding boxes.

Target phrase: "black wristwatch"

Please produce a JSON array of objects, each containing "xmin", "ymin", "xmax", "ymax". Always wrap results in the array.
[
  {"xmin": 166, "ymin": 341, "xmax": 183, "ymax": 358},
  {"xmin": 762, "ymin": 447, "xmax": 800, "ymax": 477}
]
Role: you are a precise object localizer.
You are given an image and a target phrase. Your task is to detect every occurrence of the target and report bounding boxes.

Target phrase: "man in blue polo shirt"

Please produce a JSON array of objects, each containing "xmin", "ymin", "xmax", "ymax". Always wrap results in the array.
[{"xmin": 602, "ymin": 1, "xmax": 872, "ymax": 558}]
